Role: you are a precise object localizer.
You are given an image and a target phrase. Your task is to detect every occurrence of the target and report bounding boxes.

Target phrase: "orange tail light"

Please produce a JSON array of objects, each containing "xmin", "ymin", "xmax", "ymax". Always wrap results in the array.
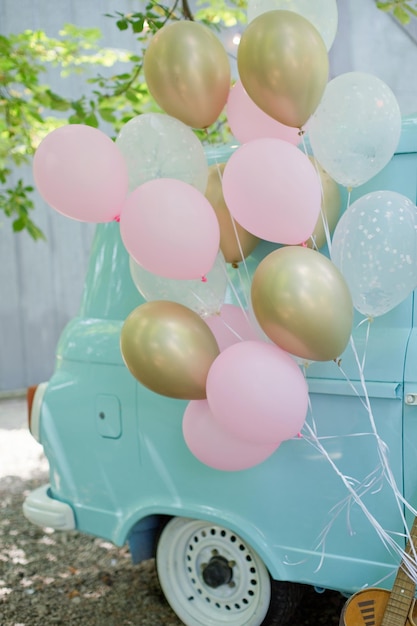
[{"xmin": 27, "ymin": 385, "xmax": 38, "ymax": 431}]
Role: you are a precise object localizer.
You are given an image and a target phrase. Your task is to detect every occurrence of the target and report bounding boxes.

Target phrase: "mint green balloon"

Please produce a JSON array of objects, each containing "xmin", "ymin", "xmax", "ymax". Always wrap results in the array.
[
  {"xmin": 331, "ymin": 191, "xmax": 417, "ymax": 318},
  {"xmin": 116, "ymin": 112, "xmax": 208, "ymax": 193},
  {"xmin": 308, "ymin": 72, "xmax": 401, "ymax": 189}
]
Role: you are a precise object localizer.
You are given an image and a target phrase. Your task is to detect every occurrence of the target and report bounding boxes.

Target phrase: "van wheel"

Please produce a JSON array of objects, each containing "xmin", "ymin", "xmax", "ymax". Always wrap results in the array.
[{"xmin": 156, "ymin": 517, "xmax": 302, "ymax": 626}]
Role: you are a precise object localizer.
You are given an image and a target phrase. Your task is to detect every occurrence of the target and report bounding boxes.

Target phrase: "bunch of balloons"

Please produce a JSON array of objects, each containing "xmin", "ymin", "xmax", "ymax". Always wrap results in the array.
[{"xmin": 32, "ymin": 0, "xmax": 417, "ymax": 472}]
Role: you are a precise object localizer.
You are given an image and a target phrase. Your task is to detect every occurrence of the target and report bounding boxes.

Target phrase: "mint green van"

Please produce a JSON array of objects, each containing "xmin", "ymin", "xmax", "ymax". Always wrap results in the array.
[{"xmin": 23, "ymin": 118, "xmax": 417, "ymax": 625}]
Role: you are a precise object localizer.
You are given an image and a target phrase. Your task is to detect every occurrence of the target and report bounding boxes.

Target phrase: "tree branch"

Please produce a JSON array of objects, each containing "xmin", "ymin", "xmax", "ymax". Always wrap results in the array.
[{"xmin": 181, "ymin": 0, "xmax": 195, "ymax": 20}]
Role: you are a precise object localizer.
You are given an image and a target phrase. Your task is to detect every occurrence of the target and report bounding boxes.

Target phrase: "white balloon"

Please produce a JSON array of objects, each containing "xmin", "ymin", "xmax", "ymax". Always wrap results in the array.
[
  {"xmin": 129, "ymin": 251, "xmax": 228, "ymax": 317},
  {"xmin": 116, "ymin": 112, "xmax": 208, "ymax": 193},
  {"xmin": 331, "ymin": 191, "xmax": 417, "ymax": 318},
  {"xmin": 246, "ymin": 0, "xmax": 338, "ymax": 51},
  {"xmin": 308, "ymin": 72, "xmax": 402, "ymax": 189}
]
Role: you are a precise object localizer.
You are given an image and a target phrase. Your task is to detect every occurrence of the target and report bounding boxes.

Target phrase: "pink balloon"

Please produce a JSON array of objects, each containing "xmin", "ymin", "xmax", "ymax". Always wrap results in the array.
[
  {"xmin": 120, "ymin": 178, "xmax": 220, "ymax": 280},
  {"xmin": 227, "ymin": 81, "xmax": 301, "ymax": 145},
  {"xmin": 183, "ymin": 399, "xmax": 279, "ymax": 471},
  {"xmin": 222, "ymin": 138, "xmax": 321, "ymax": 244},
  {"xmin": 206, "ymin": 340, "xmax": 308, "ymax": 445},
  {"xmin": 33, "ymin": 125, "xmax": 129, "ymax": 222},
  {"xmin": 204, "ymin": 304, "xmax": 260, "ymax": 351}
]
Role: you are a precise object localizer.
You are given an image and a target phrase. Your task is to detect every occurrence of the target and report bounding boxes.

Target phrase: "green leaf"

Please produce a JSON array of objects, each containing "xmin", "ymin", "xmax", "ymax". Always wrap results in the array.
[
  {"xmin": 46, "ymin": 90, "xmax": 71, "ymax": 111},
  {"xmin": 376, "ymin": 2, "xmax": 394, "ymax": 10},
  {"xmin": 405, "ymin": 3, "xmax": 417, "ymax": 17},
  {"xmin": 12, "ymin": 217, "xmax": 26, "ymax": 232},
  {"xmin": 98, "ymin": 108, "xmax": 116, "ymax": 123},
  {"xmin": 125, "ymin": 89, "xmax": 140, "ymax": 103},
  {"xmin": 132, "ymin": 18, "xmax": 145, "ymax": 33},
  {"xmin": 26, "ymin": 220, "xmax": 46, "ymax": 240},
  {"xmin": 84, "ymin": 112, "xmax": 99, "ymax": 127},
  {"xmin": 0, "ymin": 168, "xmax": 11, "ymax": 184},
  {"xmin": 116, "ymin": 19, "xmax": 129, "ymax": 30},
  {"xmin": 393, "ymin": 5, "xmax": 411, "ymax": 22},
  {"xmin": 68, "ymin": 114, "xmax": 83, "ymax": 124}
]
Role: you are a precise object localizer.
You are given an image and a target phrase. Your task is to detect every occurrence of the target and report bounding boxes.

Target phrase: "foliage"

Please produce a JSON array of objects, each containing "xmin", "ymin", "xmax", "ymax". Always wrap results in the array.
[
  {"xmin": 0, "ymin": 25, "xmax": 130, "ymax": 239},
  {"xmin": 0, "ymin": 0, "xmax": 244, "ymax": 239},
  {"xmin": 4, "ymin": 0, "xmax": 412, "ymax": 239},
  {"xmin": 101, "ymin": 0, "xmax": 244, "ymax": 142},
  {"xmin": 376, "ymin": 0, "xmax": 417, "ymax": 24}
]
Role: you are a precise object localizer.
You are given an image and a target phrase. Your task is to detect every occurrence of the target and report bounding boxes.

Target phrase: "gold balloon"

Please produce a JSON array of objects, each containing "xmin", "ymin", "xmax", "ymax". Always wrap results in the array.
[
  {"xmin": 205, "ymin": 162, "xmax": 260, "ymax": 265},
  {"xmin": 120, "ymin": 301, "xmax": 220, "ymax": 400},
  {"xmin": 307, "ymin": 158, "xmax": 342, "ymax": 249},
  {"xmin": 144, "ymin": 21, "xmax": 231, "ymax": 129},
  {"xmin": 237, "ymin": 10, "xmax": 329, "ymax": 129},
  {"xmin": 251, "ymin": 247, "xmax": 353, "ymax": 361}
]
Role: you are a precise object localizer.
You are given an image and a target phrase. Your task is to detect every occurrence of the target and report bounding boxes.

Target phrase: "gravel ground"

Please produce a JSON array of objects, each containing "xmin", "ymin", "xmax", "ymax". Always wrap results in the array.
[{"xmin": 0, "ymin": 396, "xmax": 346, "ymax": 625}]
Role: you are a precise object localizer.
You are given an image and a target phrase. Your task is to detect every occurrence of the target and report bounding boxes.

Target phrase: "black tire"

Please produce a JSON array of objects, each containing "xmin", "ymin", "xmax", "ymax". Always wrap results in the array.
[{"xmin": 263, "ymin": 580, "xmax": 305, "ymax": 625}]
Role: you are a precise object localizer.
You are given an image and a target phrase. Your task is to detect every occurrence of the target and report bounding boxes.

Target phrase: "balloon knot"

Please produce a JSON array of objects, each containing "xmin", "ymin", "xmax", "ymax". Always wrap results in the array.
[
  {"xmin": 301, "ymin": 241, "xmax": 307, "ymax": 248},
  {"xmin": 298, "ymin": 128, "xmax": 305, "ymax": 136},
  {"xmin": 113, "ymin": 214, "xmax": 121, "ymax": 223},
  {"xmin": 201, "ymin": 275, "xmax": 207, "ymax": 283},
  {"xmin": 231, "ymin": 262, "xmax": 239, "ymax": 269},
  {"xmin": 297, "ymin": 432, "xmax": 303, "ymax": 438}
]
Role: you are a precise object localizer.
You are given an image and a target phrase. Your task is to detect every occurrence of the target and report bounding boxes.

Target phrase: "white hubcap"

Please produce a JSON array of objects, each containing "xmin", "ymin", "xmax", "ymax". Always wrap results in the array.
[{"xmin": 156, "ymin": 517, "xmax": 271, "ymax": 626}]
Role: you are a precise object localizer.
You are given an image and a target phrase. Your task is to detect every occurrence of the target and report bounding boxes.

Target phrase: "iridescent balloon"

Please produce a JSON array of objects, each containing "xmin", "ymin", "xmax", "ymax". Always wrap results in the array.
[
  {"xmin": 116, "ymin": 113, "xmax": 208, "ymax": 193},
  {"xmin": 129, "ymin": 251, "xmax": 228, "ymax": 318},
  {"xmin": 308, "ymin": 72, "xmax": 401, "ymax": 188},
  {"xmin": 251, "ymin": 246, "xmax": 353, "ymax": 361},
  {"xmin": 331, "ymin": 191, "xmax": 417, "ymax": 318}
]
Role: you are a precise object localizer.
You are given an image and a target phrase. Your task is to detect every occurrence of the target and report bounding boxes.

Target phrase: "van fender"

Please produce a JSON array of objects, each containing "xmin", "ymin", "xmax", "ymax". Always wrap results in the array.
[{"xmin": 114, "ymin": 502, "xmax": 287, "ymax": 581}]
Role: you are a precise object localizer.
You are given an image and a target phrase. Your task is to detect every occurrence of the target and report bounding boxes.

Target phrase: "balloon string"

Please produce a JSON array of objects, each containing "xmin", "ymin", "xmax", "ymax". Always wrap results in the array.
[
  {"xmin": 302, "ymin": 419, "xmax": 413, "ymax": 580},
  {"xmin": 212, "ymin": 154, "xmax": 252, "ymax": 312},
  {"xmin": 298, "ymin": 129, "xmax": 309, "ymax": 156},
  {"xmin": 347, "ymin": 332, "xmax": 417, "ymax": 561},
  {"xmin": 360, "ymin": 315, "xmax": 372, "ymax": 373},
  {"xmin": 217, "ymin": 260, "xmax": 264, "ymax": 341},
  {"xmin": 216, "ymin": 161, "xmax": 249, "ymax": 275},
  {"xmin": 296, "ymin": 330, "xmax": 417, "ymax": 583},
  {"xmin": 299, "ymin": 131, "xmax": 332, "ymax": 253},
  {"xmin": 211, "ymin": 152, "xmax": 261, "ymax": 334},
  {"xmin": 190, "ymin": 289, "xmax": 212, "ymax": 316},
  {"xmin": 215, "ymin": 317, "xmax": 246, "ymax": 342},
  {"xmin": 290, "ymin": 141, "xmax": 416, "ymax": 579},
  {"xmin": 320, "ymin": 200, "xmax": 333, "ymax": 254},
  {"xmin": 346, "ymin": 187, "xmax": 352, "ymax": 213},
  {"xmin": 338, "ymin": 329, "xmax": 417, "ymax": 581},
  {"xmin": 311, "ymin": 462, "xmax": 386, "ymax": 573},
  {"xmin": 219, "ymin": 260, "xmax": 249, "ymax": 315}
]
